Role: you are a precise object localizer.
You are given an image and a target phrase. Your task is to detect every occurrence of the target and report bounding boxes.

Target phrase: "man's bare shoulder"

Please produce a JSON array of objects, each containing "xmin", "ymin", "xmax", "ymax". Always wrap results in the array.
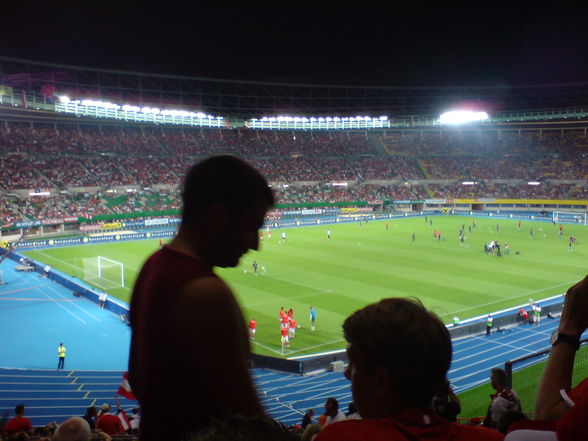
[
  {"xmin": 174, "ymin": 276, "xmax": 242, "ymax": 320},
  {"xmin": 181, "ymin": 276, "xmax": 232, "ymax": 297}
]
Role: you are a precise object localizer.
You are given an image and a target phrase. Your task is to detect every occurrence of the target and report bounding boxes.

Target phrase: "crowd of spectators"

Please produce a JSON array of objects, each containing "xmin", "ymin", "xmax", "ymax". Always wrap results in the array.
[
  {"xmin": 0, "ymin": 124, "xmax": 586, "ymax": 223},
  {"xmin": 428, "ymin": 183, "xmax": 588, "ymax": 200},
  {"xmin": 1, "ymin": 402, "xmax": 140, "ymax": 441}
]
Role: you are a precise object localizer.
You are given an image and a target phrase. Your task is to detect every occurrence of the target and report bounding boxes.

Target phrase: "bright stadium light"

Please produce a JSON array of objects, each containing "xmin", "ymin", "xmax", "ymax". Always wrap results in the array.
[
  {"xmin": 439, "ymin": 110, "xmax": 489, "ymax": 125},
  {"xmin": 59, "ymin": 95, "xmax": 70, "ymax": 103},
  {"xmin": 528, "ymin": 181, "xmax": 541, "ymax": 186},
  {"xmin": 462, "ymin": 181, "xmax": 477, "ymax": 185}
]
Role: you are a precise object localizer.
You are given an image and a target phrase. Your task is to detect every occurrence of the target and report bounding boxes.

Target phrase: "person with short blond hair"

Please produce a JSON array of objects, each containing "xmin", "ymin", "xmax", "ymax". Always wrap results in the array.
[{"xmin": 54, "ymin": 417, "xmax": 91, "ymax": 441}]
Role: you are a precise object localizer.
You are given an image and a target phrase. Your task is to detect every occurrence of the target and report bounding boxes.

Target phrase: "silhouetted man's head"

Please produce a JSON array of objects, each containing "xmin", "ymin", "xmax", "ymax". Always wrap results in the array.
[{"xmin": 180, "ymin": 155, "xmax": 274, "ymax": 267}]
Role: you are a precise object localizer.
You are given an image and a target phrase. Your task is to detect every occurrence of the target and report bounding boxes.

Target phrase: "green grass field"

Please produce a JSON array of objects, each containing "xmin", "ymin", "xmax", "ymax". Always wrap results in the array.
[{"xmin": 23, "ymin": 215, "xmax": 587, "ymax": 358}]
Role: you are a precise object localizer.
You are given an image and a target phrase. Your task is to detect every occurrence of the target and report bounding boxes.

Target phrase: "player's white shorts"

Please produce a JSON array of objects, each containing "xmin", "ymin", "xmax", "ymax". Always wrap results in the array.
[
  {"xmin": 289, "ymin": 328, "xmax": 296, "ymax": 338},
  {"xmin": 281, "ymin": 336, "xmax": 289, "ymax": 344}
]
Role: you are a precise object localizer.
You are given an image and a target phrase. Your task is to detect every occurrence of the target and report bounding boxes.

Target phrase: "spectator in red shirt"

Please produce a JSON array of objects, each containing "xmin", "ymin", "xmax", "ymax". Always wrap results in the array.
[
  {"xmin": 316, "ymin": 298, "xmax": 503, "ymax": 441},
  {"xmin": 96, "ymin": 403, "xmax": 121, "ymax": 435},
  {"xmin": 129, "ymin": 156, "xmax": 274, "ymax": 441},
  {"xmin": 3, "ymin": 404, "xmax": 33, "ymax": 436}
]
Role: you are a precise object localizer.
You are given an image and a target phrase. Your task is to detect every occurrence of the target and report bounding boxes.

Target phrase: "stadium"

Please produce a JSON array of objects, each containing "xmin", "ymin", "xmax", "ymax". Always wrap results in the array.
[{"xmin": 0, "ymin": 40, "xmax": 587, "ymax": 438}]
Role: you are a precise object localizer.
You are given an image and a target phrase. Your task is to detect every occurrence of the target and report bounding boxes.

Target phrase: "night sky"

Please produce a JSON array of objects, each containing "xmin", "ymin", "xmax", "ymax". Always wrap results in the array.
[{"xmin": 2, "ymin": 2, "xmax": 588, "ymax": 87}]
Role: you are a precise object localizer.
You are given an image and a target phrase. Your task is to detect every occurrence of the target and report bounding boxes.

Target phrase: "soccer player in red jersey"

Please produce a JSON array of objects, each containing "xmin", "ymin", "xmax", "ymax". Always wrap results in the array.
[
  {"xmin": 280, "ymin": 326, "xmax": 289, "ymax": 349},
  {"xmin": 249, "ymin": 318, "xmax": 256, "ymax": 340},
  {"xmin": 289, "ymin": 317, "xmax": 297, "ymax": 339}
]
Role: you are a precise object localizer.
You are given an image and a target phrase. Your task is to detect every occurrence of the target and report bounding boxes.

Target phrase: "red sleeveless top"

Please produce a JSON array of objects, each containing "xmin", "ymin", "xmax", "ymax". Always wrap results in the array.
[{"xmin": 129, "ymin": 246, "xmax": 219, "ymax": 441}]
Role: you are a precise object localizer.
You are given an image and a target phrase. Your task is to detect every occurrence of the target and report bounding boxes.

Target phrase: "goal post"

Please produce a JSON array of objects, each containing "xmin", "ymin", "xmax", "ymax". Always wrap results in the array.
[
  {"xmin": 82, "ymin": 256, "xmax": 125, "ymax": 289},
  {"xmin": 552, "ymin": 211, "xmax": 587, "ymax": 225}
]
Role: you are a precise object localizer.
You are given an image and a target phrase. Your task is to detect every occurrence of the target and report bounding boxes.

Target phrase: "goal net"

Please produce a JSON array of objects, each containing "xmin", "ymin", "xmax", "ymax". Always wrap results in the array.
[
  {"xmin": 553, "ymin": 211, "xmax": 587, "ymax": 225},
  {"xmin": 82, "ymin": 256, "xmax": 125, "ymax": 290}
]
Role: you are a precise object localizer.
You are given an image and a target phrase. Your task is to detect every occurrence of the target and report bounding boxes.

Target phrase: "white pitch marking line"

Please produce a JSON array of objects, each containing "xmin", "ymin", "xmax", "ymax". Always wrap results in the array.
[
  {"xmin": 38, "ymin": 288, "xmax": 87, "ymax": 325},
  {"xmin": 45, "ymin": 285, "xmax": 101, "ymax": 322}
]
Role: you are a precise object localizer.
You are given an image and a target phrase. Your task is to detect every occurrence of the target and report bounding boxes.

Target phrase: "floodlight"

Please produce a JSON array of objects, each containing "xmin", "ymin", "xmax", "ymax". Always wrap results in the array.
[
  {"xmin": 326, "ymin": 117, "xmax": 332, "ymax": 122},
  {"xmin": 439, "ymin": 110, "xmax": 489, "ymax": 125},
  {"xmin": 379, "ymin": 116, "xmax": 388, "ymax": 120},
  {"xmin": 59, "ymin": 96, "xmax": 70, "ymax": 103},
  {"xmin": 333, "ymin": 117, "xmax": 341, "ymax": 121}
]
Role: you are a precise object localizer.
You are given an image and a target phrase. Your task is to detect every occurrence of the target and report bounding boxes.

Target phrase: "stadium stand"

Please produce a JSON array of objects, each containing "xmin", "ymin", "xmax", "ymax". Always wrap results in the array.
[{"xmin": 1, "ymin": 124, "xmax": 587, "ymax": 225}]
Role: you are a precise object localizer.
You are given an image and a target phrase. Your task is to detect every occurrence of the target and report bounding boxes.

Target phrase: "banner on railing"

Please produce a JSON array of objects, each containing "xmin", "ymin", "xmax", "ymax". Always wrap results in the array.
[
  {"xmin": 19, "ymin": 229, "xmax": 175, "ymax": 249},
  {"xmin": 144, "ymin": 218, "xmax": 170, "ymax": 226},
  {"xmin": 101, "ymin": 222, "xmax": 123, "ymax": 230}
]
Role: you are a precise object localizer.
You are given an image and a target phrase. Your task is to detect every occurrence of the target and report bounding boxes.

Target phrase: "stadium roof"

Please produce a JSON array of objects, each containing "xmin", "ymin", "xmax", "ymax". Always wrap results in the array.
[{"xmin": 3, "ymin": 55, "xmax": 588, "ymax": 119}]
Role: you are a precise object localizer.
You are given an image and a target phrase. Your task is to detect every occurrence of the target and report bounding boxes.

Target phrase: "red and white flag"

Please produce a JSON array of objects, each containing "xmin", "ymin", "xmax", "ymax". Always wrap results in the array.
[
  {"xmin": 117, "ymin": 372, "xmax": 137, "ymax": 401},
  {"xmin": 118, "ymin": 409, "xmax": 131, "ymax": 432}
]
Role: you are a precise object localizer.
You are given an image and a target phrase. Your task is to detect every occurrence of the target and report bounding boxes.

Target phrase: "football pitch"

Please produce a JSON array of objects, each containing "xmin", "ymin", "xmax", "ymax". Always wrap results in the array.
[{"xmin": 23, "ymin": 215, "xmax": 587, "ymax": 358}]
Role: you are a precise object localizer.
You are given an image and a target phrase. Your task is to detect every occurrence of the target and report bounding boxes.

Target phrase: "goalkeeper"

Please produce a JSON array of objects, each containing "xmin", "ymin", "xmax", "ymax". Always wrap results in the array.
[{"xmin": 129, "ymin": 155, "xmax": 275, "ymax": 441}]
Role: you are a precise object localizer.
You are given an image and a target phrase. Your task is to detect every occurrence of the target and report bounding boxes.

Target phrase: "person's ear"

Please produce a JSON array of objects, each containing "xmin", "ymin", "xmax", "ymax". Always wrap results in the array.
[{"xmin": 374, "ymin": 365, "xmax": 394, "ymax": 396}]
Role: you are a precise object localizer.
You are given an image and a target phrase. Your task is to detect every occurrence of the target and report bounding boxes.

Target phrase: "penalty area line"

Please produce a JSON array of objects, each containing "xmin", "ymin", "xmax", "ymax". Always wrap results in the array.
[
  {"xmin": 251, "ymin": 340, "xmax": 284, "ymax": 356},
  {"xmin": 285, "ymin": 338, "xmax": 346, "ymax": 356}
]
